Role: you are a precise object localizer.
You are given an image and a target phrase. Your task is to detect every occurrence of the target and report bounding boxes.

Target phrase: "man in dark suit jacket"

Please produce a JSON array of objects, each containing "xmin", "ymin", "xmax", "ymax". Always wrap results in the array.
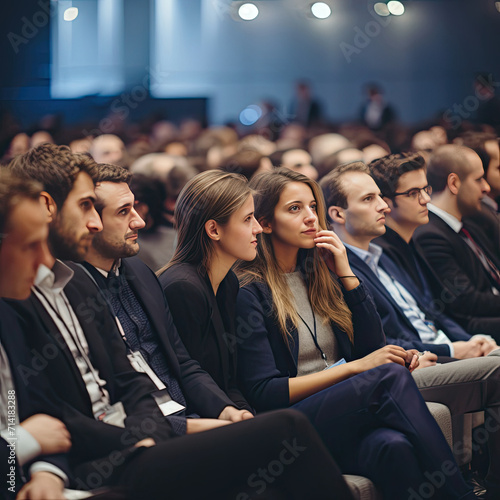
[
  {"xmin": 321, "ymin": 158, "xmax": 496, "ymax": 359},
  {"xmin": 321, "ymin": 159, "xmax": 500, "ymax": 498},
  {"xmin": 80, "ymin": 163, "xmax": 254, "ymax": 429},
  {"xmin": 412, "ymin": 145, "xmax": 500, "ymax": 338},
  {"xmin": 6, "ymin": 147, "xmax": 354, "ymax": 499},
  {"xmin": 368, "ymin": 151, "xmax": 499, "ymax": 355},
  {"xmin": 0, "ymin": 171, "xmax": 71, "ymax": 499}
]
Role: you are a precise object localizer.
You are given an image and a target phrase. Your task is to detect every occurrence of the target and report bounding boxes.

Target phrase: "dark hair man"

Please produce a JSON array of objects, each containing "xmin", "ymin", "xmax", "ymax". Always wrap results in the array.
[
  {"xmin": 321, "ymin": 160, "xmax": 500, "ymax": 499},
  {"xmin": 0, "ymin": 171, "xmax": 71, "ymax": 499},
  {"xmin": 80, "ymin": 163, "xmax": 253, "ymax": 430},
  {"xmin": 9, "ymin": 145, "xmax": 103, "ymax": 261},
  {"xmin": 413, "ymin": 145, "xmax": 500, "ymax": 338},
  {"xmin": 322, "ymin": 159, "xmax": 496, "ymax": 358},
  {"xmin": 6, "ymin": 146, "xmax": 353, "ymax": 498}
]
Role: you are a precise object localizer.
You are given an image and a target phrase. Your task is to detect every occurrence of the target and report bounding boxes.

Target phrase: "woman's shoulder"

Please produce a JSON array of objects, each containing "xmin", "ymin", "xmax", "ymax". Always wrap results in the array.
[
  {"xmin": 159, "ymin": 263, "xmax": 208, "ymax": 295},
  {"xmin": 160, "ymin": 262, "xmax": 202, "ymax": 283},
  {"xmin": 238, "ymin": 275, "xmax": 272, "ymax": 303}
]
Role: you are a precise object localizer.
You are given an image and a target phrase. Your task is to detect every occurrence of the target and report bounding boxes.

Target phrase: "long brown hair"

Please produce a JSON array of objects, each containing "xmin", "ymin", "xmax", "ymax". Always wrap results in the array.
[
  {"xmin": 157, "ymin": 170, "xmax": 252, "ymax": 276},
  {"xmin": 237, "ymin": 168, "xmax": 354, "ymax": 342}
]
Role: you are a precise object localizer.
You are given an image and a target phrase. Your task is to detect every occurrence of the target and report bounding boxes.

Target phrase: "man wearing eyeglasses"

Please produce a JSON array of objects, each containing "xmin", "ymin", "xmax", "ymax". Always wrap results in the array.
[{"xmin": 320, "ymin": 158, "xmax": 498, "ymax": 361}]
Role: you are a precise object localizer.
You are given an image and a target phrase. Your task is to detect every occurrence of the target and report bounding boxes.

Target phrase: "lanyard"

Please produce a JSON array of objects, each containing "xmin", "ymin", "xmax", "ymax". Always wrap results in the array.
[
  {"xmin": 34, "ymin": 286, "xmax": 110, "ymax": 403},
  {"xmin": 77, "ymin": 264, "xmax": 134, "ymax": 347},
  {"xmin": 297, "ymin": 309, "xmax": 328, "ymax": 368},
  {"xmin": 76, "ymin": 264, "xmax": 174, "ymax": 394}
]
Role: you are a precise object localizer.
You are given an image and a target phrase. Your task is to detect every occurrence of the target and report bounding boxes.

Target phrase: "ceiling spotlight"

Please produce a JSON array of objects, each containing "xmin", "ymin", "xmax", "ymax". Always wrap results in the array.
[
  {"xmin": 63, "ymin": 7, "xmax": 79, "ymax": 22},
  {"xmin": 387, "ymin": 1, "xmax": 405, "ymax": 16},
  {"xmin": 374, "ymin": 2, "xmax": 390, "ymax": 17},
  {"xmin": 311, "ymin": 2, "xmax": 332, "ymax": 19},
  {"xmin": 238, "ymin": 3, "xmax": 259, "ymax": 21}
]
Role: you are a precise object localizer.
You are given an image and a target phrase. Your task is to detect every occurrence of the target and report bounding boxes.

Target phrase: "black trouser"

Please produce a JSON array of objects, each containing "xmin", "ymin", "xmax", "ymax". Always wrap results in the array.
[{"xmin": 107, "ymin": 409, "xmax": 353, "ymax": 499}]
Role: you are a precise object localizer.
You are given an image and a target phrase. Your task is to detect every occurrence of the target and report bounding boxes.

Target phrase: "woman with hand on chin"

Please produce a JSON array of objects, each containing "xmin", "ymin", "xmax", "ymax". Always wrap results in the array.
[
  {"xmin": 235, "ymin": 167, "xmax": 475, "ymax": 500},
  {"xmin": 155, "ymin": 169, "xmax": 359, "ymax": 500}
]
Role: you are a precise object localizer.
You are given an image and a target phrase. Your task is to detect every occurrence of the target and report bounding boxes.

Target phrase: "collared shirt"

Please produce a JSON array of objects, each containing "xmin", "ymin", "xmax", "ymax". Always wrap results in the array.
[
  {"xmin": 0, "ymin": 342, "xmax": 41, "ymax": 467},
  {"xmin": 427, "ymin": 203, "xmax": 462, "ymax": 233},
  {"xmin": 345, "ymin": 242, "xmax": 454, "ymax": 356},
  {"xmin": 32, "ymin": 261, "xmax": 111, "ymax": 418}
]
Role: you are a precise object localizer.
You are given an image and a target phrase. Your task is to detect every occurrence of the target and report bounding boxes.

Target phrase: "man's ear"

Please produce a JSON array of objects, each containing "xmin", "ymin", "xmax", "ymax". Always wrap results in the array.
[
  {"xmin": 205, "ymin": 219, "xmax": 220, "ymax": 241},
  {"xmin": 40, "ymin": 192, "xmax": 57, "ymax": 222},
  {"xmin": 328, "ymin": 205, "xmax": 345, "ymax": 225},
  {"xmin": 259, "ymin": 217, "xmax": 272, "ymax": 234},
  {"xmin": 448, "ymin": 173, "xmax": 461, "ymax": 195}
]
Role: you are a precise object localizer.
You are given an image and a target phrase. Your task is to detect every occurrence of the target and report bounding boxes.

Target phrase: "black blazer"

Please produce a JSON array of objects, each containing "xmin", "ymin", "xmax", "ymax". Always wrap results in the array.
[
  {"xmin": 6, "ymin": 264, "xmax": 175, "ymax": 469},
  {"xmin": 0, "ymin": 300, "xmax": 69, "ymax": 496},
  {"xmin": 159, "ymin": 263, "xmax": 252, "ymax": 411},
  {"xmin": 375, "ymin": 226, "xmax": 440, "ymax": 296},
  {"xmin": 413, "ymin": 212, "xmax": 500, "ymax": 336},
  {"xmin": 77, "ymin": 257, "xmax": 238, "ymax": 418},
  {"xmin": 235, "ymin": 279, "xmax": 386, "ymax": 412}
]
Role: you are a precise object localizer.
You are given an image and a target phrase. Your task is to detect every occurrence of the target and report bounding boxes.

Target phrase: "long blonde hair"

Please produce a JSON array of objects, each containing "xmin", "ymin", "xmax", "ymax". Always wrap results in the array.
[
  {"xmin": 237, "ymin": 168, "xmax": 354, "ymax": 342},
  {"xmin": 157, "ymin": 170, "xmax": 252, "ymax": 276}
]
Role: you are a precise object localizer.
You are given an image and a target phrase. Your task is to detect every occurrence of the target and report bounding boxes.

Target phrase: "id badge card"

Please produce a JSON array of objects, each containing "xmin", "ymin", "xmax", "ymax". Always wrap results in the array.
[
  {"xmin": 127, "ymin": 351, "xmax": 186, "ymax": 416},
  {"xmin": 97, "ymin": 401, "xmax": 127, "ymax": 428},
  {"xmin": 324, "ymin": 358, "xmax": 346, "ymax": 370},
  {"xmin": 127, "ymin": 351, "xmax": 167, "ymax": 390},
  {"xmin": 153, "ymin": 389, "xmax": 186, "ymax": 417}
]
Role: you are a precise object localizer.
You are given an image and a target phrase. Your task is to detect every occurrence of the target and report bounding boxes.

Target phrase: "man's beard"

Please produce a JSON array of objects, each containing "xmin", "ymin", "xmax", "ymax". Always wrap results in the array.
[
  {"xmin": 457, "ymin": 196, "xmax": 480, "ymax": 218},
  {"xmin": 50, "ymin": 217, "xmax": 90, "ymax": 261},
  {"xmin": 91, "ymin": 233, "xmax": 140, "ymax": 261}
]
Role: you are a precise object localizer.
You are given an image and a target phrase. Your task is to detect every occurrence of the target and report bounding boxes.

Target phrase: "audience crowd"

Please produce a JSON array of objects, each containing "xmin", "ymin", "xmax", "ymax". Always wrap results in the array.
[{"xmin": 1, "ymin": 87, "xmax": 500, "ymax": 500}]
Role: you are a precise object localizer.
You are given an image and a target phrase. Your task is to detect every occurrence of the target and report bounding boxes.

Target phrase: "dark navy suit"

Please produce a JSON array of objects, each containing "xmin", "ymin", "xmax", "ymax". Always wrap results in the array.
[
  {"xmin": 346, "ymin": 245, "xmax": 470, "ymax": 356},
  {"xmin": 236, "ymin": 279, "xmax": 474, "ymax": 499}
]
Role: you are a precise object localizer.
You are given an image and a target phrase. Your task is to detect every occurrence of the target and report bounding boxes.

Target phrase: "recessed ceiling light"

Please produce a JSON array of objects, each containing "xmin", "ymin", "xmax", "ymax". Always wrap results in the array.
[
  {"xmin": 311, "ymin": 2, "xmax": 332, "ymax": 20},
  {"xmin": 238, "ymin": 3, "xmax": 259, "ymax": 21},
  {"xmin": 64, "ymin": 7, "xmax": 79, "ymax": 21}
]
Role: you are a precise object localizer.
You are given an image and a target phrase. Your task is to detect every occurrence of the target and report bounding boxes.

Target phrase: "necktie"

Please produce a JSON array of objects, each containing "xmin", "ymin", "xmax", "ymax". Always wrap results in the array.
[{"xmin": 460, "ymin": 227, "xmax": 500, "ymax": 286}]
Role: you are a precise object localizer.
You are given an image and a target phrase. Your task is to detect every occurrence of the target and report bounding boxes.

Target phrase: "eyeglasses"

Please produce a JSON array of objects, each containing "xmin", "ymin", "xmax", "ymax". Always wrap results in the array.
[{"xmin": 392, "ymin": 185, "xmax": 432, "ymax": 200}]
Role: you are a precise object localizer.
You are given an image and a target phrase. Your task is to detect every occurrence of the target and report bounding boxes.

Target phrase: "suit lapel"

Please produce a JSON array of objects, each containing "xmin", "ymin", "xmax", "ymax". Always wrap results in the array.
[
  {"xmin": 379, "ymin": 254, "xmax": 424, "ymax": 306},
  {"xmin": 347, "ymin": 250, "xmax": 397, "ymax": 307},
  {"xmin": 347, "ymin": 249, "xmax": 419, "ymax": 334},
  {"xmin": 121, "ymin": 259, "xmax": 182, "ymax": 379},
  {"xmin": 25, "ymin": 293, "xmax": 91, "ymax": 409}
]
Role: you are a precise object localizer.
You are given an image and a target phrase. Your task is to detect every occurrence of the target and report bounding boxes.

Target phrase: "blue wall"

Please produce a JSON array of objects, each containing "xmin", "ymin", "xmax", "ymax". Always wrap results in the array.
[{"xmin": 1, "ymin": 0, "xmax": 499, "ymax": 129}]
